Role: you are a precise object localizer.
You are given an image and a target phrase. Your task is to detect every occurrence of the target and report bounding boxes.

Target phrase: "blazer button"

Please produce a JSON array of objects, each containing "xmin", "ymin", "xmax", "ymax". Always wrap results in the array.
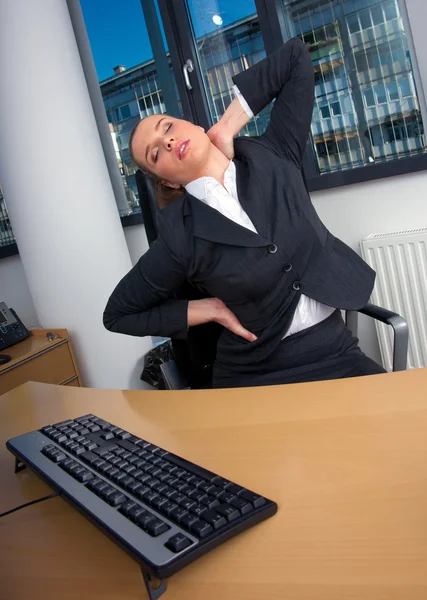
[
  {"xmin": 268, "ymin": 244, "xmax": 278, "ymax": 254},
  {"xmin": 283, "ymin": 263, "xmax": 292, "ymax": 272},
  {"xmin": 293, "ymin": 281, "xmax": 301, "ymax": 291}
]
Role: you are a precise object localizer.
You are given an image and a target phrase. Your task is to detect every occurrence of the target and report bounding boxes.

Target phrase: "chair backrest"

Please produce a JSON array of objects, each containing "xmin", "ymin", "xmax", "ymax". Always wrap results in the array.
[
  {"xmin": 136, "ymin": 169, "xmax": 222, "ymax": 388},
  {"xmin": 135, "ymin": 169, "xmax": 159, "ymax": 246}
]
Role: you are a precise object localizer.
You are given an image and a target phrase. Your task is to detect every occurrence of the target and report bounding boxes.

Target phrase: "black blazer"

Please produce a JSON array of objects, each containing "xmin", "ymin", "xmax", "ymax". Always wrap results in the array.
[{"xmin": 103, "ymin": 38, "xmax": 375, "ymax": 368}]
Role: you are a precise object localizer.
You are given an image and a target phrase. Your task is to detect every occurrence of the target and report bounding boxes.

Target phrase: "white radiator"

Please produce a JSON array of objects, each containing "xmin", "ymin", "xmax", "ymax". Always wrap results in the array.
[{"xmin": 360, "ymin": 229, "xmax": 427, "ymax": 372}]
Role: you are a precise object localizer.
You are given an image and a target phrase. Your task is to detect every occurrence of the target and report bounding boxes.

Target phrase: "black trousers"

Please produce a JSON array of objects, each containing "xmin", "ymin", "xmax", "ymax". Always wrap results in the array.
[{"xmin": 213, "ymin": 309, "xmax": 386, "ymax": 389}]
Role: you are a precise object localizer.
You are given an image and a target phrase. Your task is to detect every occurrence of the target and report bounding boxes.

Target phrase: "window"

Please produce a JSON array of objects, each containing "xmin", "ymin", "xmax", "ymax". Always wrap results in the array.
[
  {"xmin": 399, "ymin": 77, "xmax": 413, "ymax": 98},
  {"xmin": 331, "ymin": 101, "xmax": 342, "ymax": 116},
  {"xmin": 374, "ymin": 85, "xmax": 387, "ymax": 105},
  {"xmin": 387, "ymin": 81, "xmax": 399, "ymax": 101},
  {"xmin": 281, "ymin": 0, "xmax": 426, "ymax": 181},
  {"xmin": 347, "ymin": 14, "xmax": 360, "ymax": 34},
  {"xmin": 364, "ymin": 89, "xmax": 375, "ymax": 107},
  {"xmin": 371, "ymin": 5, "xmax": 384, "ymax": 25},
  {"xmin": 320, "ymin": 105, "xmax": 331, "ymax": 119},
  {"xmin": 359, "ymin": 11, "xmax": 372, "ymax": 31}
]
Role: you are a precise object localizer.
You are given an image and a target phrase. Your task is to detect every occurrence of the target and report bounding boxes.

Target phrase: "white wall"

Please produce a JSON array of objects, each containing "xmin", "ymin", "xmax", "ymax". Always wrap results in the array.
[
  {"xmin": 311, "ymin": 169, "xmax": 427, "ymax": 364},
  {"xmin": 123, "ymin": 222, "xmax": 149, "ymax": 266},
  {"xmin": 2, "ymin": 168, "xmax": 427, "ymax": 368}
]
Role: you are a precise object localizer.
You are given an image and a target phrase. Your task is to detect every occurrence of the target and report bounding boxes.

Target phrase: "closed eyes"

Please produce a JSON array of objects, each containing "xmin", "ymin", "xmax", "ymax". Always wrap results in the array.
[{"xmin": 152, "ymin": 123, "xmax": 172, "ymax": 163}]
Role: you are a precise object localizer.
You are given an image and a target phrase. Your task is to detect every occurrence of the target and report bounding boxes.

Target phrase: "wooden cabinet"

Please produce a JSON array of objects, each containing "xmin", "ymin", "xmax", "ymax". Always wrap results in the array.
[{"xmin": 0, "ymin": 329, "xmax": 81, "ymax": 395}]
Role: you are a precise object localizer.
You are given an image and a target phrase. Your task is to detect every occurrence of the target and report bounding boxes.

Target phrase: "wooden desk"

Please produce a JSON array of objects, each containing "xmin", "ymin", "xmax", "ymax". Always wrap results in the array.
[
  {"xmin": 0, "ymin": 328, "xmax": 81, "ymax": 395},
  {"xmin": 1, "ymin": 370, "xmax": 427, "ymax": 600}
]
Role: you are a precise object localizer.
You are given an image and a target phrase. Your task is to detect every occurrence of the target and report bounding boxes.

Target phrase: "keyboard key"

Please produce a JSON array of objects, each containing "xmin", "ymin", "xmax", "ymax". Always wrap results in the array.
[
  {"xmin": 136, "ymin": 511, "xmax": 155, "ymax": 529},
  {"xmin": 159, "ymin": 501, "xmax": 178, "ymax": 517},
  {"xmin": 116, "ymin": 431, "xmax": 131, "ymax": 440},
  {"xmin": 191, "ymin": 520, "xmax": 213, "ymax": 539},
  {"xmin": 173, "ymin": 493, "xmax": 188, "ymax": 506},
  {"xmin": 191, "ymin": 504, "xmax": 207, "ymax": 518},
  {"xmin": 180, "ymin": 513, "xmax": 199, "ymax": 530},
  {"xmin": 127, "ymin": 481, "xmax": 142, "ymax": 494},
  {"xmin": 86, "ymin": 477, "xmax": 103, "ymax": 491},
  {"xmin": 101, "ymin": 432, "xmax": 115, "ymax": 441},
  {"xmin": 146, "ymin": 519, "xmax": 170, "ymax": 537},
  {"xmin": 121, "ymin": 476, "xmax": 136, "ymax": 490},
  {"xmin": 119, "ymin": 500, "xmax": 137, "ymax": 517},
  {"xmin": 178, "ymin": 498, "xmax": 196, "ymax": 512},
  {"xmin": 165, "ymin": 533, "xmax": 193, "ymax": 553},
  {"xmin": 53, "ymin": 419, "xmax": 74, "ymax": 428},
  {"xmin": 123, "ymin": 464, "xmax": 136, "ymax": 475},
  {"xmin": 207, "ymin": 486, "xmax": 223, "ymax": 498},
  {"xmin": 230, "ymin": 497, "xmax": 253, "ymax": 515},
  {"xmin": 135, "ymin": 486, "xmax": 151, "ymax": 500},
  {"xmin": 238, "ymin": 490, "xmax": 266, "ymax": 509},
  {"xmin": 99, "ymin": 486, "xmax": 116, "ymax": 501},
  {"xmin": 151, "ymin": 495, "xmax": 168, "ymax": 510},
  {"xmin": 78, "ymin": 428, "xmax": 90, "ymax": 436},
  {"xmin": 106, "ymin": 468, "xmax": 120, "ymax": 480},
  {"xmin": 128, "ymin": 504, "xmax": 145, "ymax": 521},
  {"xmin": 215, "ymin": 504, "xmax": 240, "ymax": 522},
  {"xmin": 108, "ymin": 491, "xmax": 127, "ymax": 507},
  {"xmin": 189, "ymin": 490, "xmax": 207, "ymax": 503},
  {"xmin": 88, "ymin": 424, "xmax": 101, "ymax": 432},
  {"xmin": 217, "ymin": 491, "xmax": 235, "ymax": 503},
  {"xmin": 92, "ymin": 480, "xmax": 109, "ymax": 494},
  {"xmin": 170, "ymin": 507, "xmax": 188, "ymax": 523},
  {"xmin": 200, "ymin": 496, "xmax": 220, "ymax": 510},
  {"xmin": 225, "ymin": 483, "xmax": 244, "ymax": 496},
  {"xmin": 211, "ymin": 476, "xmax": 229, "ymax": 488},
  {"xmin": 143, "ymin": 490, "xmax": 158, "ymax": 503},
  {"xmin": 201, "ymin": 509, "xmax": 227, "ymax": 530},
  {"xmin": 166, "ymin": 453, "xmax": 216, "ymax": 482},
  {"xmin": 76, "ymin": 470, "xmax": 94, "ymax": 483}
]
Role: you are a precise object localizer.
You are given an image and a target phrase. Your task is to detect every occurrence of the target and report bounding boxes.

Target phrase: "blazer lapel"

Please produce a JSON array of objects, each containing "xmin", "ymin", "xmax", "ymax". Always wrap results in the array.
[
  {"xmin": 234, "ymin": 153, "xmax": 269, "ymax": 239},
  {"xmin": 187, "ymin": 193, "xmax": 268, "ymax": 248}
]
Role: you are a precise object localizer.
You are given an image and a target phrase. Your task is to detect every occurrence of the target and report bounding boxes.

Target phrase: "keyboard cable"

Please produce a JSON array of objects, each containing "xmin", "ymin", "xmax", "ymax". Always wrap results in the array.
[{"xmin": 0, "ymin": 492, "xmax": 60, "ymax": 518}]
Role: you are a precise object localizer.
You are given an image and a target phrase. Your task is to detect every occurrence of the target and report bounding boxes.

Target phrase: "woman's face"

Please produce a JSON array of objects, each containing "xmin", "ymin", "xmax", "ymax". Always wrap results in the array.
[{"xmin": 131, "ymin": 114, "xmax": 211, "ymax": 187}]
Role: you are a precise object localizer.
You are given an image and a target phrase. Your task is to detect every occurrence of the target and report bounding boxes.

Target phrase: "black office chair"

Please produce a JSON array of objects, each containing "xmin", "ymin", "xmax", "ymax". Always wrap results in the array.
[{"xmin": 135, "ymin": 170, "xmax": 409, "ymax": 390}]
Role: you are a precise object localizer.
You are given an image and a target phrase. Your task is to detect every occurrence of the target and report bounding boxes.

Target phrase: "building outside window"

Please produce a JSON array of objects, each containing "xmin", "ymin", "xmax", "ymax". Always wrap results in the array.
[{"xmin": 283, "ymin": 0, "xmax": 425, "ymax": 174}]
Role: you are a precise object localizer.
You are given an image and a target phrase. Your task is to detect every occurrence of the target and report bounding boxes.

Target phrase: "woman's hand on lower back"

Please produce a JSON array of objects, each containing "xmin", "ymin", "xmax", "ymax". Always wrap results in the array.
[{"xmin": 188, "ymin": 298, "xmax": 257, "ymax": 342}]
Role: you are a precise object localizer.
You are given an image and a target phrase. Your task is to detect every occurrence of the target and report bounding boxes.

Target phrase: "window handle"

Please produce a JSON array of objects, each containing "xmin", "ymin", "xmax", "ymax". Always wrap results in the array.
[{"xmin": 183, "ymin": 59, "xmax": 194, "ymax": 90}]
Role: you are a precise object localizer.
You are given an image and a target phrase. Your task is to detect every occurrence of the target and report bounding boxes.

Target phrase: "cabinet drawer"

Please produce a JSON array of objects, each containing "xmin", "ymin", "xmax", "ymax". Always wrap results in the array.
[{"xmin": 0, "ymin": 342, "xmax": 76, "ymax": 395}]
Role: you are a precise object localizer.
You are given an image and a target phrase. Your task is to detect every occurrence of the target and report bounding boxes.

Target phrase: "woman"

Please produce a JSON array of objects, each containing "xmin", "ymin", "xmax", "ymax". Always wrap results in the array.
[{"xmin": 103, "ymin": 37, "xmax": 385, "ymax": 388}]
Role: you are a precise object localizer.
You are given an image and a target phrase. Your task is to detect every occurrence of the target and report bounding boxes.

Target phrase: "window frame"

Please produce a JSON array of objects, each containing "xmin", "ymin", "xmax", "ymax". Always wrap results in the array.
[{"xmin": 255, "ymin": 0, "xmax": 427, "ymax": 192}]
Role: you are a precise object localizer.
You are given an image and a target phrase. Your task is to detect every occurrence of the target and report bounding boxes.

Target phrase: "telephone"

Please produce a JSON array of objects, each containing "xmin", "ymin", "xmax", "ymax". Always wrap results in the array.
[{"xmin": 0, "ymin": 302, "xmax": 30, "ymax": 351}]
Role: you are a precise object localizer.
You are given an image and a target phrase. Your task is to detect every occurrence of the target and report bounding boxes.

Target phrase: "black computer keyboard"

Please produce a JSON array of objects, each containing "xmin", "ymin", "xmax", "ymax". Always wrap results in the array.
[{"xmin": 6, "ymin": 414, "xmax": 277, "ymax": 596}]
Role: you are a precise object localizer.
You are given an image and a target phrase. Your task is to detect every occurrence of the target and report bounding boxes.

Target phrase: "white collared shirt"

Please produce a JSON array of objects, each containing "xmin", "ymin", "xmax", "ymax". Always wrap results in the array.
[{"xmin": 185, "ymin": 89, "xmax": 334, "ymax": 339}]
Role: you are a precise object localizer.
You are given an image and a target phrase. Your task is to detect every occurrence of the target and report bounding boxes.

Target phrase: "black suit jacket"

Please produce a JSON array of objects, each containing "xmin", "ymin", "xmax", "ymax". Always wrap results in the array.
[{"xmin": 103, "ymin": 38, "xmax": 375, "ymax": 369}]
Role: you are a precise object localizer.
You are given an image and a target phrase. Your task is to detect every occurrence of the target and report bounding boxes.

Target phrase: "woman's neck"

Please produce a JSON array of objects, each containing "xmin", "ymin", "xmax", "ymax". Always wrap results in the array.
[{"xmin": 191, "ymin": 143, "xmax": 230, "ymax": 186}]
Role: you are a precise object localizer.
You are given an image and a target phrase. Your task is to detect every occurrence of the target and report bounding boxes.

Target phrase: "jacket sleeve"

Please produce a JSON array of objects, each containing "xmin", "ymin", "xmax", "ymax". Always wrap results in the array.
[
  {"xmin": 103, "ymin": 224, "xmax": 190, "ymax": 340},
  {"xmin": 232, "ymin": 37, "xmax": 314, "ymax": 167}
]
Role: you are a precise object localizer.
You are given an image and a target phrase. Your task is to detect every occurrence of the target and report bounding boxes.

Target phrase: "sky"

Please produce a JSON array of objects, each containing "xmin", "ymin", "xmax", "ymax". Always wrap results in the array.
[{"xmin": 80, "ymin": 0, "xmax": 257, "ymax": 82}]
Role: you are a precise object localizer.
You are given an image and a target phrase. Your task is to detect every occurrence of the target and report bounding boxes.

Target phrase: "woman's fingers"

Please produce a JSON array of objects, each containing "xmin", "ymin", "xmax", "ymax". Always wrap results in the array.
[{"xmin": 217, "ymin": 305, "xmax": 257, "ymax": 342}]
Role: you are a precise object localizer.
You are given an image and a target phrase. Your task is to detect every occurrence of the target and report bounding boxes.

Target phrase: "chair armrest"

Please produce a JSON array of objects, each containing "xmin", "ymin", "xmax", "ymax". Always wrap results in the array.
[
  {"xmin": 347, "ymin": 304, "xmax": 409, "ymax": 372},
  {"xmin": 160, "ymin": 360, "xmax": 191, "ymax": 390}
]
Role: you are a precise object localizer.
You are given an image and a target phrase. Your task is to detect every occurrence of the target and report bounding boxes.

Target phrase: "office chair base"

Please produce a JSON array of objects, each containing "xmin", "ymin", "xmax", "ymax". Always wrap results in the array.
[
  {"xmin": 141, "ymin": 568, "xmax": 167, "ymax": 600},
  {"xmin": 14, "ymin": 457, "xmax": 26, "ymax": 473}
]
